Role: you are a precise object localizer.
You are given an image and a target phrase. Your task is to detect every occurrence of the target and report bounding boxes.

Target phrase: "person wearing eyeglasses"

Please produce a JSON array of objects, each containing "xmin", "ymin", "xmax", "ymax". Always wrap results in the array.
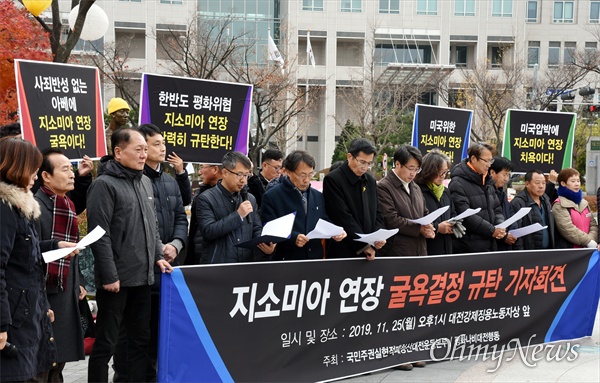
[
  {"xmin": 489, "ymin": 157, "xmax": 522, "ymax": 251},
  {"xmin": 448, "ymin": 142, "xmax": 505, "ymax": 254},
  {"xmin": 247, "ymin": 148, "xmax": 284, "ymax": 208},
  {"xmin": 378, "ymin": 145, "xmax": 434, "ymax": 260},
  {"xmin": 261, "ymin": 151, "xmax": 347, "ymax": 260},
  {"xmin": 323, "ymin": 138, "xmax": 386, "ymax": 260},
  {"xmin": 197, "ymin": 151, "xmax": 276, "ymax": 264},
  {"xmin": 415, "ymin": 149, "xmax": 456, "ymax": 256}
]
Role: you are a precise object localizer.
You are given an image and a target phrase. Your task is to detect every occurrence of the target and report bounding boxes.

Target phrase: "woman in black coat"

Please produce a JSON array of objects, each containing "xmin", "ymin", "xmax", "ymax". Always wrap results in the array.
[
  {"xmin": 0, "ymin": 138, "xmax": 75, "ymax": 381},
  {"xmin": 415, "ymin": 149, "xmax": 456, "ymax": 255}
]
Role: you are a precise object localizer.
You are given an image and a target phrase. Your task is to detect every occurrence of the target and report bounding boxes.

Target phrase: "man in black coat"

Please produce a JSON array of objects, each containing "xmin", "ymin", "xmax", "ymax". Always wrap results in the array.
[
  {"xmin": 247, "ymin": 148, "xmax": 284, "ymax": 208},
  {"xmin": 489, "ymin": 157, "xmax": 522, "ymax": 251},
  {"xmin": 511, "ymin": 170, "xmax": 556, "ymax": 250},
  {"xmin": 261, "ymin": 151, "xmax": 346, "ymax": 260},
  {"xmin": 448, "ymin": 143, "xmax": 505, "ymax": 253},
  {"xmin": 323, "ymin": 138, "xmax": 385, "ymax": 260}
]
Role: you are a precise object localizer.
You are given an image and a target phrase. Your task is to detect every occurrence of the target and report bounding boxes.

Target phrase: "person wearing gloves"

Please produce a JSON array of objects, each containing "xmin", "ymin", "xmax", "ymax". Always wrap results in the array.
[
  {"xmin": 552, "ymin": 168, "xmax": 599, "ymax": 249},
  {"xmin": 415, "ymin": 149, "xmax": 464, "ymax": 255}
]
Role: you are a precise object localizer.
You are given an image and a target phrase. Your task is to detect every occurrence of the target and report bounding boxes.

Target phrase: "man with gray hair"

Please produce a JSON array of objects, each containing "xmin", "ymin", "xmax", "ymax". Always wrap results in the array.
[{"xmin": 197, "ymin": 151, "xmax": 276, "ymax": 264}]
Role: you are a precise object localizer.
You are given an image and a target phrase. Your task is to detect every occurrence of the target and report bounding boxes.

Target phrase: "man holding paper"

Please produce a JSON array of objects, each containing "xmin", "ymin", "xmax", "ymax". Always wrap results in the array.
[
  {"xmin": 378, "ymin": 145, "xmax": 434, "ymax": 257},
  {"xmin": 261, "ymin": 151, "xmax": 346, "ymax": 260},
  {"xmin": 323, "ymin": 139, "xmax": 385, "ymax": 260},
  {"xmin": 449, "ymin": 143, "xmax": 505, "ymax": 253},
  {"xmin": 510, "ymin": 170, "xmax": 556, "ymax": 250},
  {"xmin": 197, "ymin": 151, "xmax": 276, "ymax": 263},
  {"xmin": 34, "ymin": 149, "xmax": 87, "ymax": 380}
]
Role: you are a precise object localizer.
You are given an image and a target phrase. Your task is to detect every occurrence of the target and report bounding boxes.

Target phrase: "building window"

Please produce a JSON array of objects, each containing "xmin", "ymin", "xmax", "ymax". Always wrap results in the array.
[
  {"xmin": 303, "ymin": 0, "xmax": 324, "ymax": 11},
  {"xmin": 417, "ymin": 0, "xmax": 438, "ymax": 15},
  {"xmin": 455, "ymin": 0, "xmax": 475, "ymax": 16},
  {"xmin": 375, "ymin": 44, "xmax": 433, "ymax": 65},
  {"xmin": 455, "ymin": 46, "xmax": 468, "ymax": 67},
  {"xmin": 379, "ymin": 0, "xmax": 400, "ymax": 14},
  {"xmin": 160, "ymin": 0, "xmax": 182, "ymax": 3},
  {"xmin": 528, "ymin": 41, "xmax": 540, "ymax": 67},
  {"xmin": 553, "ymin": 1, "xmax": 574, "ymax": 23},
  {"xmin": 490, "ymin": 46, "xmax": 503, "ymax": 67},
  {"xmin": 548, "ymin": 42, "xmax": 560, "ymax": 66},
  {"xmin": 591, "ymin": 2, "xmax": 600, "ymax": 23},
  {"xmin": 119, "ymin": 0, "xmax": 141, "ymax": 2},
  {"xmin": 585, "ymin": 42, "xmax": 598, "ymax": 61},
  {"xmin": 564, "ymin": 42, "xmax": 576, "ymax": 64},
  {"xmin": 492, "ymin": 0, "xmax": 512, "ymax": 17},
  {"xmin": 341, "ymin": 0, "xmax": 362, "ymax": 12},
  {"xmin": 527, "ymin": 1, "xmax": 538, "ymax": 22}
]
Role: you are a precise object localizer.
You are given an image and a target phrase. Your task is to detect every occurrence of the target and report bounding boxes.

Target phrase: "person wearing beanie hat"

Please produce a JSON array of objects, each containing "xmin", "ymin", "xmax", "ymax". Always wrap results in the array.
[{"xmin": 105, "ymin": 97, "xmax": 131, "ymax": 155}]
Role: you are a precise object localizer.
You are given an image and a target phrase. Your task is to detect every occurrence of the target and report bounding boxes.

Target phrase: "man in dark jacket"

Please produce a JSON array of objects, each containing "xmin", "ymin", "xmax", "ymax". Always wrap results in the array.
[
  {"xmin": 261, "ymin": 151, "xmax": 346, "ymax": 260},
  {"xmin": 323, "ymin": 138, "xmax": 385, "ymax": 260},
  {"xmin": 112, "ymin": 124, "xmax": 188, "ymax": 381},
  {"xmin": 198, "ymin": 151, "xmax": 276, "ymax": 263},
  {"xmin": 247, "ymin": 148, "xmax": 283, "ymax": 208},
  {"xmin": 449, "ymin": 143, "xmax": 505, "ymax": 253},
  {"xmin": 87, "ymin": 129, "xmax": 173, "ymax": 383},
  {"xmin": 511, "ymin": 170, "xmax": 556, "ymax": 250},
  {"xmin": 489, "ymin": 157, "xmax": 522, "ymax": 251},
  {"xmin": 185, "ymin": 163, "xmax": 222, "ymax": 265},
  {"xmin": 34, "ymin": 149, "xmax": 86, "ymax": 381},
  {"xmin": 378, "ymin": 145, "xmax": 434, "ymax": 257}
]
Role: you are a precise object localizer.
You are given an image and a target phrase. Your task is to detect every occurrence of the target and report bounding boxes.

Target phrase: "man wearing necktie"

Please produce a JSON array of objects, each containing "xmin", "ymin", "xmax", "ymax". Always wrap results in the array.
[
  {"xmin": 261, "ymin": 151, "xmax": 347, "ymax": 260},
  {"xmin": 323, "ymin": 138, "xmax": 386, "ymax": 260}
]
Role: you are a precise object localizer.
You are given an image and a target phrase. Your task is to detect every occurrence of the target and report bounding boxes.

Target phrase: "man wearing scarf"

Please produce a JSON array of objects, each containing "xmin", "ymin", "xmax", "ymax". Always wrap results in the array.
[{"xmin": 34, "ymin": 149, "xmax": 87, "ymax": 382}]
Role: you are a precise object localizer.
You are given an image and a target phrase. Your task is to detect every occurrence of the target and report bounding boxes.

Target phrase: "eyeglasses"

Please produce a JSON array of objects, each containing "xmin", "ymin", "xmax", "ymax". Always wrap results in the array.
[
  {"xmin": 293, "ymin": 171, "xmax": 315, "ymax": 180},
  {"xmin": 226, "ymin": 169, "xmax": 251, "ymax": 180},
  {"xmin": 352, "ymin": 156, "xmax": 374, "ymax": 170},
  {"xmin": 438, "ymin": 170, "xmax": 449, "ymax": 178},
  {"xmin": 402, "ymin": 165, "xmax": 422, "ymax": 174},
  {"xmin": 264, "ymin": 162, "xmax": 282, "ymax": 172},
  {"xmin": 478, "ymin": 157, "xmax": 495, "ymax": 165}
]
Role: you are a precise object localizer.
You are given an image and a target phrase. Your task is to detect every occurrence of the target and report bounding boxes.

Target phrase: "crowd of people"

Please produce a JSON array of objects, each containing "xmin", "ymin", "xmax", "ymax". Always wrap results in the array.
[{"xmin": 1, "ymin": 106, "xmax": 599, "ymax": 381}]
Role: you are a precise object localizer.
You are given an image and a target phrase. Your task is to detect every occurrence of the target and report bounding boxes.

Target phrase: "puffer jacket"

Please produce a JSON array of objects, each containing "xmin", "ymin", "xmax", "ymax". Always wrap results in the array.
[
  {"xmin": 511, "ymin": 189, "xmax": 556, "ymax": 249},
  {"xmin": 448, "ymin": 160, "xmax": 504, "ymax": 253},
  {"xmin": 0, "ymin": 182, "xmax": 57, "ymax": 381},
  {"xmin": 197, "ymin": 181, "xmax": 263, "ymax": 263},
  {"xmin": 87, "ymin": 157, "xmax": 164, "ymax": 288},
  {"xmin": 553, "ymin": 196, "xmax": 598, "ymax": 247},
  {"xmin": 143, "ymin": 164, "xmax": 188, "ymax": 254}
]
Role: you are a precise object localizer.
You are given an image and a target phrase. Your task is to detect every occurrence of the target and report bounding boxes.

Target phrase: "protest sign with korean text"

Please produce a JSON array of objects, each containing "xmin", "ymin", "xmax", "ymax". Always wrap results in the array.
[
  {"xmin": 158, "ymin": 249, "xmax": 599, "ymax": 382},
  {"xmin": 412, "ymin": 104, "xmax": 473, "ymax": 164},
  {"xmin": 139, "ymin": 73, "xmax": 252, "ymax": 164},
  {"xmin": 501, "ymin": 109, "xmax": 576, "ymax": 173},
  {"xmin": 15, "ymin": 60, "xmax": 105, "ymax": 159}
]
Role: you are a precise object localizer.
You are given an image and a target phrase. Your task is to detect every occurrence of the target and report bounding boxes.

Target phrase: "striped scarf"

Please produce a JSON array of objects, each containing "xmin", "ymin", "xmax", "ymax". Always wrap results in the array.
[{"xmin": 41, "ymin": 185, "xmax": 78, "ymax": 291}]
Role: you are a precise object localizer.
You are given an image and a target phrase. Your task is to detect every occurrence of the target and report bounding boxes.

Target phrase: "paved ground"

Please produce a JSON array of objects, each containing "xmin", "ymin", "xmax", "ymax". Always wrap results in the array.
[{"xmin": 66, "ymin": 307, "xmax": 600, "ymax": 383}]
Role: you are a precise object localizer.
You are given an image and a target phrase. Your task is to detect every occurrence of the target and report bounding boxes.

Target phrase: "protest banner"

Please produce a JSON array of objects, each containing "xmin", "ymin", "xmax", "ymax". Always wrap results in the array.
[
  {"xmin": 501, "ymin": 109, "xmax": 576, "ymax": 173},
  {"xmin": 412, "ymin": 104, "xmax": 473, "ymax": 164},
  {"xmin": 158, "ymin": 249, "xmax": 599, "ymax": 382},
  {"xmin": 15, "ymin": 59, "xmax": 105, "ymax": 159},
  {"xmin": 139, "ymin": 73, "xmax": 253, "ymax": 164}
]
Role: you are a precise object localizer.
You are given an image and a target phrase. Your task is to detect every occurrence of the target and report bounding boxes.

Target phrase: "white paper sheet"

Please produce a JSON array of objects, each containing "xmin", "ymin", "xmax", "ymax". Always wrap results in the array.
[
  {"xmin": 408, "ymin": 206, "xmax": 449, "ymax": 225},
  {"xmin": 509, "ymin": 223, "xmax": 547, "ymax": 239},
  {"xmin": 448, "ymin": 208, "xmax": 481, "ymax": 223},
  {"xmin": 354, "ymin": 228, "xmax": 399, "ymax": 245},
  {"xmin": 306, "ymin": 219, "xmax": 345, "ymax": 239},
  {"xmin": 496, "ymin": 207, "xmax": 531, "ymax": 229},
  {"xmin": 261, "ymin": 212, "xmax": 296, "ymax": 237},
  {"xmin": 42, "ymin": 226, "xmax": 106, "ymax": 263}
]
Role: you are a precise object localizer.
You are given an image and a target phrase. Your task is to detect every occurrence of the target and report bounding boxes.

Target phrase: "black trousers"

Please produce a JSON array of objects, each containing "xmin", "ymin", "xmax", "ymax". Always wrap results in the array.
[{"xmin": 88, "ymin": 285, "xmax": 151, "ymax": 383}]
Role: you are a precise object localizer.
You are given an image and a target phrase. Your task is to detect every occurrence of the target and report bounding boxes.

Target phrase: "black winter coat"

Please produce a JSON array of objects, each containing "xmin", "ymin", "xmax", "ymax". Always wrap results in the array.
[
  {"xmin": 143, "ymin": 164, "xmax": 188, "ymax": 254},
  {"xmin": 0, "ymin": 182, "xmax": 57, "ymax": 381},
  {"xmin": 494, "ymin": 187, "xmax": 523, "ymax": 251},
  {"xmin": 261, "ymin": 177, "xmax": 328, "ymax": 260},
  {"xmin": 448, "ymin": 161, "xmax": 504, "ymax": 253},
  {"xmin": 511, "ymin": 189, "xmax": 556, "ymax": 250},
  {"xmin": 419, "ymin": 184, "xmax": 454, "ymax": 255},
  {"xmin": 185, "ymin": 183, "xmax": 216, "ymax": 265},
  {"xmin": 197, "ymin": 182, "xmax": 263, "ymax": 263},
  {"xmin": 323, "ymin": 162, "xmax": 384, "ymax": 258}
]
